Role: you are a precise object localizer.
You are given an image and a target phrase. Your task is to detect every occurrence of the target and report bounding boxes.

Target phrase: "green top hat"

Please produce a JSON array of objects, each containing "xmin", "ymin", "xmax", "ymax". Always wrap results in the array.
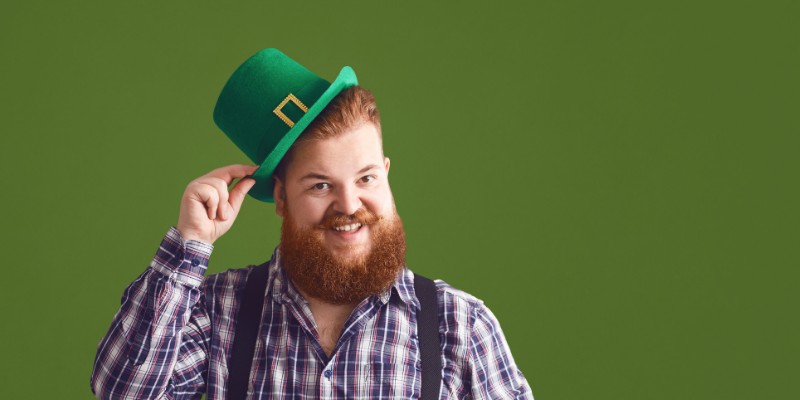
[{"xmin": 213, "ymin": 48, "xmax": 358, "ymax": 202}]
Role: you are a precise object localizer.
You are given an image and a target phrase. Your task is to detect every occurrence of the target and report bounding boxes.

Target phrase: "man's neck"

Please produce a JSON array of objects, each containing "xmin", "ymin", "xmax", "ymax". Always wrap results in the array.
[{"xmin": 297, "ymin": 288, "xmax": 359, "ymax": 358}]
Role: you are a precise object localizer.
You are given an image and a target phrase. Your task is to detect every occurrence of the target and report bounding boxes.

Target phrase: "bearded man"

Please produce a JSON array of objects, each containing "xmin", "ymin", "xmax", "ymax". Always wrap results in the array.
[{"xmin": 91, "ymin": 49, "xmax": 533, "ymax": 399}]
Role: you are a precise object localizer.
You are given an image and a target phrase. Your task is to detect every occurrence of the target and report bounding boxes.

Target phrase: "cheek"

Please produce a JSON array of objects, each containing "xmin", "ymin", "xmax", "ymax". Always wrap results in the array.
[
  {"xmin": 286, "ymin": 196, "xmax": 329, "ymax": 224},
  {"xmin": 365, "ymin": 190, "xmax": 395, "ymax": 216}
]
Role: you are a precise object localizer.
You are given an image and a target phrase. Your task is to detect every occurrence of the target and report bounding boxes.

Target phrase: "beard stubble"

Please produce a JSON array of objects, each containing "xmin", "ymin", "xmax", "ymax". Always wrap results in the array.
[{"xmin": 280, "ymin": 208, "xmax": 407, "ymax": 304}]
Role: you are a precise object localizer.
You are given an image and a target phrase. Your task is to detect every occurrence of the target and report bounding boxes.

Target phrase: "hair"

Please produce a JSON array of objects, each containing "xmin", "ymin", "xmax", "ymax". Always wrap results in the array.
[{"xmin": 274, "ymin": 86, "xmax": 382, "ymax": 184}]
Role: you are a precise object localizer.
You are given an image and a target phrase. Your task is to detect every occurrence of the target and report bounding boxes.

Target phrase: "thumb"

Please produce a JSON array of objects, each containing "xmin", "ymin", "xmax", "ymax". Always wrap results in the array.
[{"xmin": 228, "ymin": 177, "xmax": 257, "ymax": 212}]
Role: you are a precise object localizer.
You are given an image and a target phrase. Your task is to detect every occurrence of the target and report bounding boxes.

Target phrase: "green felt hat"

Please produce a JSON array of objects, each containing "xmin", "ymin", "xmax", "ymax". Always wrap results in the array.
[{"xmin": 213, "ymin": 48, "xmax": 358, "ymax": 202}]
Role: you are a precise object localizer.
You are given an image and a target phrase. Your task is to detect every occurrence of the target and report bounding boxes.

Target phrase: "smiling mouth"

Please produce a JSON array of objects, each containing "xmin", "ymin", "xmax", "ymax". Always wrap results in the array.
[
  {"xmin": 316, "ymin": 210, "xmax": 382, "ymax": 232},
  {"xmin": 333, "ymin": 223, "xmax": 363, "ymax": 232}
]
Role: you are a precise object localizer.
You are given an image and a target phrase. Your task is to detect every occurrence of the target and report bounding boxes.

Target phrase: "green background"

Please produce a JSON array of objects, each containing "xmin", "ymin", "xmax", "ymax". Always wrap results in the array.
[{"xmin": 1, "ymin": 1, "xmax": 797, "ymax": 398}]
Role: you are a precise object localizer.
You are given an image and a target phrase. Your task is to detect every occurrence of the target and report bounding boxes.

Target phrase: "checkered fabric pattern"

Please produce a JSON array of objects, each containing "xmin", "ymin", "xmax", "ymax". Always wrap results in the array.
[{"xmin": 90, "ymin": 228, "xmax": 533, "ymax": 399}]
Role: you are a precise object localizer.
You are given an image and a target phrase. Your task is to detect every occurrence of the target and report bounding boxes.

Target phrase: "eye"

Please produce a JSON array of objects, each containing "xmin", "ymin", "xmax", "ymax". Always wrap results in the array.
[
  {"xmin": 360, "ymin": 175, "xmax": 376, "ymax": 184},
  {"xmin": 311, "ymin": 182, "xmax": 331, "ymax": 191}
]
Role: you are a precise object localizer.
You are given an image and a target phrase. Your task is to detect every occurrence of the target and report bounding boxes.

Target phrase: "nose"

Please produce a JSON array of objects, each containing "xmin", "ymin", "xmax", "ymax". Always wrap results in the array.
[{"xmin": 332, "ymin": 184, "xmax": 363, "ymax": 216}]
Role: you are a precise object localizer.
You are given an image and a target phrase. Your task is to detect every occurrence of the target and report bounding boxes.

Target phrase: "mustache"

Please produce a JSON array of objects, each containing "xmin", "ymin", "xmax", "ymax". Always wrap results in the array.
[{"xmin": 315, "ymin": 208, "xmax": 382, "ymax": 230}]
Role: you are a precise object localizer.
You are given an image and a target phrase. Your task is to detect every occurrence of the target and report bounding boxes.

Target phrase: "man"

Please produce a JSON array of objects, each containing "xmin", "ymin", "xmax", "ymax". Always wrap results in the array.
[{"xmin": 91, "ymin": 49, "xmax": 533, "ymax": 399}]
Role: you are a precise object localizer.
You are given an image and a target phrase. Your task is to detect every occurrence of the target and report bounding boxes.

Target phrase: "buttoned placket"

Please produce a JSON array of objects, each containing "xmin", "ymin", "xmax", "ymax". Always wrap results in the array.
[{"xmin": 319, "ymin": 355, "xmax": 336, "ymax": 399}]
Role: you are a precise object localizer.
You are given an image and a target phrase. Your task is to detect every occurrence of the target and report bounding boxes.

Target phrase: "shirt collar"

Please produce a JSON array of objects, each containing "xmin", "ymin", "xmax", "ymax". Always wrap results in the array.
[{"xmin": 393, "ymin": 267, "xmax": 421, "ymax": 310}]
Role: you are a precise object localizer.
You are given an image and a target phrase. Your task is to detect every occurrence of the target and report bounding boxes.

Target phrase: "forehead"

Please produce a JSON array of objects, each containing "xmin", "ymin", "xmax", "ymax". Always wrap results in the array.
[{"xmin": 286, "ymin": 123, "xmax": 384, "ymax": 177}]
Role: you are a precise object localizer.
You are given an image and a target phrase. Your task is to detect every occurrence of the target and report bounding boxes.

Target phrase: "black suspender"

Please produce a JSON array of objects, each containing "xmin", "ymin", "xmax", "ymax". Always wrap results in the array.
[
  {"xmin": 413, "ymin": 273, "xmax": 443, "ymax": 400},
  {"xmin": 228, "ymin": 268, "xmax": 441, "ymax": 399},
  {"xmin": 227, "ymin": 263, "xmax": 270, "ymax": 400}
]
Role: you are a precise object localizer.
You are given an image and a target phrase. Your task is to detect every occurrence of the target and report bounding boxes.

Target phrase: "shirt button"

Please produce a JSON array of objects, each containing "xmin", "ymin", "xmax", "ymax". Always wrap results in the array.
[{"xmin": 324, "ymin": 369, "xmax": 332, "ymax": 379}]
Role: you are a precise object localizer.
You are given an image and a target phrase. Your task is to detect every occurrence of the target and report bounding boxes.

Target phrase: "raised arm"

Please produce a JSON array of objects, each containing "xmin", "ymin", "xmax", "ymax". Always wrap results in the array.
[{"xmin": 90, "ymin": 165, "xmax": 256, "ymax": 399}]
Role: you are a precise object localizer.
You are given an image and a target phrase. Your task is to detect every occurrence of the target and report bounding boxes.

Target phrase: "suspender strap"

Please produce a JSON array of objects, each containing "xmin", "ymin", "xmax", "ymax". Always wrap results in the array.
[
  {"xmin": 414, "ymin": 273, "xmax": 442, "ymax": 400},
  {"xmin": 228, "ymin": 263, "xmax": 269, "ymax": 400}
]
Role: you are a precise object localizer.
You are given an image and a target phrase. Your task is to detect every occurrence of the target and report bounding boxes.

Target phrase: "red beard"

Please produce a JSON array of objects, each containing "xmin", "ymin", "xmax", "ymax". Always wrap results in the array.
[{"xmin": 280, "ymin": 208, "xmax": 407, "ymax": 304}]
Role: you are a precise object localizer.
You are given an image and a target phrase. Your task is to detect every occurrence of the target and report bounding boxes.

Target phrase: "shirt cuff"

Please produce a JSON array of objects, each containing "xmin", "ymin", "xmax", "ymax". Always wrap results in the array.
[{"xmin": 148, "ymin": 227, "xmax": 213, "ymax": 287}]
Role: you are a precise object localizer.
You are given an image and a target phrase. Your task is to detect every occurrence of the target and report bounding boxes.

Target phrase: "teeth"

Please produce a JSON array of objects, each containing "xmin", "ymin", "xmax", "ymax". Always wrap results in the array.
[{"xmin": 334, "ymin": 223, "xmax": 362, "ymax": 232}]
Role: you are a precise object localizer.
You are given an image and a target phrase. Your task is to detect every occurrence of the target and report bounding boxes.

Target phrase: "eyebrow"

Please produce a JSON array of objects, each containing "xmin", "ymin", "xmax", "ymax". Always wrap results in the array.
[{"xmin": 299, "ymin": 164, "xmax": 381, "ymax": 181}]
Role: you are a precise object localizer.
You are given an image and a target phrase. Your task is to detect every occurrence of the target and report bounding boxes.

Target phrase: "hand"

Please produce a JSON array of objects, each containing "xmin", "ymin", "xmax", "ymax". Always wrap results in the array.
[{"xmin": 176, "ymin": 164, "xmax": 259, "ymax": 244}]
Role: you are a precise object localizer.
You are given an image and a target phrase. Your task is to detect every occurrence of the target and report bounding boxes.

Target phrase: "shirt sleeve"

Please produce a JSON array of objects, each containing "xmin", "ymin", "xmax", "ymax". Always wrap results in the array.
[
  {"xmin": 90, "ymin": 227, "xmax": 213, "ymax": 400},
  {"xmin": 469, "ymin": 304, "xmax": 534, "ymax": 400}
]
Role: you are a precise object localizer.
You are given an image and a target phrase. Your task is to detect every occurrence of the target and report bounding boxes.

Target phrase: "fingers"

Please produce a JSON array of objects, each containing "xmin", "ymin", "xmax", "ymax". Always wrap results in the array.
[
  {"xmin": 193, "ymin": 164, "xmax": 255, "ymax": 218},
  {"xmin": 228, "ymin": 176, "xmax": 257, "ymax": 213},
  {"xmin": 206, "ymin": 164, "xmax": 259, "ymax": 185},
  {"xmin": 206, "ymin": 165, "xmax": 258, "ymax": 220},
  {"xmin": 188, "ymin": 165, "xmax": 258, "ymax": 223},
  {"xmin": 200, "ymin": 180, "xmax": 231, "ymax": 220},
  {"xmin": 192, "ymin": 182, "xmax": 220, "ymax": 220},
  {"xmin": 193, "ymin": 176, "xmax": 255, "ymax": 220},
  {"xmin": 178, "ymin": 165, "xmax": 259, "ymax": 244}
]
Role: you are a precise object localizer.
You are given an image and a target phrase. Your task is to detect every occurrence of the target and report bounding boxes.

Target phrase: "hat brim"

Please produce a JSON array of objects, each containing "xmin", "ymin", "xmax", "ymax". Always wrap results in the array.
[{"xmin": 247, "ymin": 66, "xmax": 358, "ymax": 202}]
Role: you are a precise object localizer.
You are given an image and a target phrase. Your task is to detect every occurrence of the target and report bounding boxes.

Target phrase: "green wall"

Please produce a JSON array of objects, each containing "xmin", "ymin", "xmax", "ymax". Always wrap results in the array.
[{"xmin": 1, "ymin": 1, "xmax": 797, "ymax": 398}]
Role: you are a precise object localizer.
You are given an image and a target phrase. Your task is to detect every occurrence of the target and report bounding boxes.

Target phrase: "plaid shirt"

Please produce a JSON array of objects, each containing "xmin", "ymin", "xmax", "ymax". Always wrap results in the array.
[{"xmin": 91, "ymin": 228, "xmax": 533, "ymax": 399}]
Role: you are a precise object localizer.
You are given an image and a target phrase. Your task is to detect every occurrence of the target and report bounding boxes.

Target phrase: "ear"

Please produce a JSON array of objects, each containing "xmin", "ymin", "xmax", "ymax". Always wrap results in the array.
[
  {"xmin": 273, "ymin": 177, "xmax": 286, "ymax": 217},
  {"xmin": 384, "ymin": 156, "xmax": 391, "ymax": 174}
]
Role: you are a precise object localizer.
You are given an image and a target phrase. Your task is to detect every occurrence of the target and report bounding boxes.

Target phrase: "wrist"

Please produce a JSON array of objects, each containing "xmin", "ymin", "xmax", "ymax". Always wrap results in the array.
[
  {"xmin": 175, "ymin": 226, "xmax": 214, "ymax": 245},
  {"xmin": 158, "ymin": 227, "xmax": 213, "ymax": 284}
]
